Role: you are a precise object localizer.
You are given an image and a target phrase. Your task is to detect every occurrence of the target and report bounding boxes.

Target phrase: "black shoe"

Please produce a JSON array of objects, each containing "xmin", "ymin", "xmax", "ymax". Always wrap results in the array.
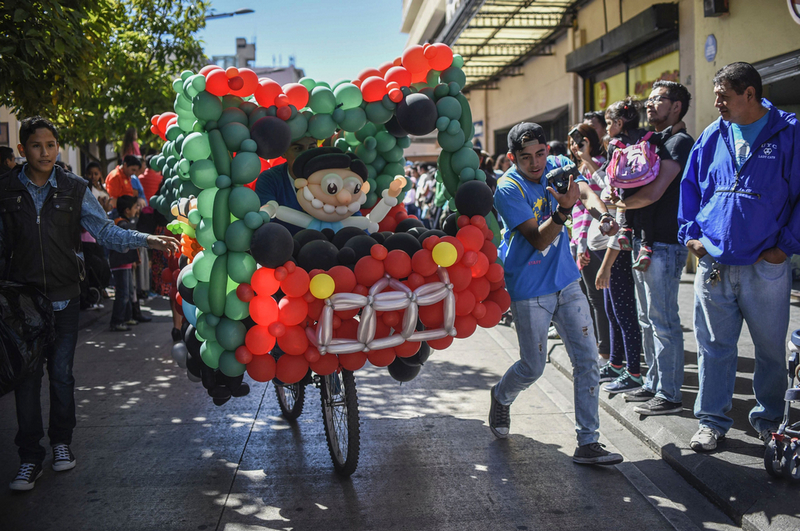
[
  {"xmin": 489, "ymin": 384, "xmax": 510, "ymax": 438},
  {"xmin": 624, "ymin": 388, "xmax": 655, "ymax": 402},
  {"xmin": 573, "ymin": 442, "xmax": 624, "ymax": 465},
  {"xmin": 9, "ymin": 462, "xmax": 43, "ymax": 491},
  {"xmin": 52, "ymin": 444, "xmax": 76, "ymax": 472},
  {"xmin": 633, "ymin": 397, "xmax": 683, "ymax": 416}
]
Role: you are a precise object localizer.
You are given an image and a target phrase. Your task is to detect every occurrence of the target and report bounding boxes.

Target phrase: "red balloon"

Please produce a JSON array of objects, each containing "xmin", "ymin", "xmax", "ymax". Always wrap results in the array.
[
  {"xmin": 478, "ymin": 301, "xmax": 503, "ymax": 328},
  {"xmin": 370, "ymin": 244, "xmax": 388, "ymax": 261},
  {"xmin": 356, "ymin": 67, "xmax": 383, "ymax": 82},
  {"xmin": 419, "ymin": 300, "xmax": 444, "ymax": 328},
  {"xmin": 251, "ymin": 267, "xmax": 280, "ymax": 295},
  {"xmin": 455, "ymin": 290, "xmax": 476, "ymax": 316},
  {"xmin": 279, "ymin": 296, "xmax": 308, "ymax": 326},
  {"xmin": 381, "ymin": 311, "xmax": 401, "ymax": 328},
  {"xmin": 310, "ymin": 353, "xmax": 339, "ymax": 375},
  {"xmin": 232, "ymin": 68, "xmax": 258, "ymax": 97},
  {"xmin": 411, "ymin": 249, "xmax": 437, "ymax": 276},
  {"xmin": 468, "ymin": 276, "xmax": 491, "ymax": 302},
  {"xmin": 470, "ymin": 252, "xmax": 490, "ymax": 278},
  {"xmin": 486, "ymin": 262, "xmax": 504, "ymax": 283},
  {"xmin": 161, "ymin": 268, "xmax": 173, "ymax": 284},
  {"xmin": 353, "ymin": 284, "xmax": 369, "ymax": 297},
  {"xmin": 246, "ymin": 354, "xmax": 276, "ymax": 382},
  {"xmin": 335, "ymin": 318, "xmax": 359, "ymax": 339},
  {"xmin": 304, "ymin": 345, "xmax": 321, "ymax": 364},
  {"xmin": 385, "ymin": 66, "xmax": 412, "ymax": 87},
  {"xmin": 406, "ymin": 272, "xmax": 426, "ymax": 290},
  {"xmin": 361, "ymin": 76, "xmax": 388, "ymax": 103},
  {"xmin": 354, "ymin": 256, "xmax": 385, "ymax": 287},
  {"xmin": 457, "ymin": 215, "xmax": 470, "ymax": 229},
  {"xmin": 427, "ymin": 43, "xmax": 454, "ymax": 71},
  {"xmin": 245, "ymin": 325, "xmax": 276, "ymax": 355},
  {"xmin": 236, "ymin": 283, "xmax": 255, "ymax": 302},
  {"xmin": 281, "ymin": 268, "xmax": 310, "ymax": 298},
  {"xmin": 395, "ymin": 340, "xmax": 421, "ymax": 358},
  {"xmin": 470, "ymin": 215, "xmax": 487, "ymax": 229},
  {"xmin": 269, "ymin": 321, "xmax": 286, "ymax": 338},
  {"xmin": 157, "ymin": 112, "xmax": 177, "ymax": 136},
  {"xmin": 447, "ymin": 263, "xmax": 472, "ymax": 292},
  {"xmin": 278, "ymin": 325, "xmax": 308, "ymax": 355},
  {"xmin": 388, "ymin": 88, "xmax": 403, "ymax": 103},
  {"xmin": 276, "ymin": 106, "xmax": 292, "ymax": 121},
  {"xmin": 337, "ymin": 352, "xmax": 365, "ymax": 371},
  {"xmin": 486, "ymin": 287, "xmax": 511, "ymax": 313},
  {"xmin": 276, "ymin": 354, "xmax": 309, "ymax": 384},
  {"xmin": 472, "ymin": 301, "xmax": 487, "ymax": 320},
  {"xmin": 481, "ymin": 240, "xmax": 498, "ymax": 263},
  {"xmin": 307, "ymin": 298, "xmax": 324, "ymax": 320},
  {"xmin": 411, "ymin": 69, "xmax": 429, "ymax": 84},
  {"xmin": 335, "ymin": 308, "xmax": 359, "ymax": 320},
  {"xmin": 422, "ymin": 235, "xmax": 440, "ymax": 251},
  {"xmin": 402, "ymin": 45, "xmax": 429, "ymax": 73},
  {"xmin": 375, "ymin": 319, "xmax": 391, "ymax": 339},
  {"xmin": 385, "ymin": 249, "xmax": 412, "ymax": 279},
  {"xmin": 462, "ymin": 251, "xmax": 478, "ymax": 267},
  {"xmin": 255, "ymin": 79, "xmax": 283, "ymax": 107},
  {"xmin": 250, "ymin": 295, "xmax": 279, "ymax": 325},
  {"xmin": 283, "ymin": 83, "xmax": 309, "ymax": 109},
  {"xmin": 489, "ymin": 278, "xmax": 505, "ymax": 291},
  {"xmin": 455, "ymin": 314, "xmax": 478, "ymax": 338},
  {"xmin": 227, "ymin": 76, "xmax": 244, "ymax": 91},
  {"xmin": 441, "ymin": 236, "xmax": 464, "ymax": 262},
  {"xmin": 205, "ymin": 69, "xmax": 230, "ymax": 96},
  {"xmin": 328, "ymin": 265, "xmax": 357, "ymax": 294},
  {"xmin": 200, "ymin": 64, "xmax": 222, "ymax": 75},
  {"xmin": 150, "ymin": 124, "xmax": 160, "ymax": 137},
  {"xmin": 456, "ymin": 225, "xmax": 484, "ymax": 252},
  {"xmin": 235, "ymin": 345, "xmax": 254, "ymax": 364},
  {"xmin": 226, "ymin": 66, "xmax": 239, "ymax": 78},
  {"xmin": 378, "ymin": 61, "xmax": 395, "ymax": 75},
  {"xmin": 427, "ymin": 335, "xmax": 454, "ymax": 350},
  {"xmin": 368, "ymin": 348, "xmax": 396, "ymax": 367}
]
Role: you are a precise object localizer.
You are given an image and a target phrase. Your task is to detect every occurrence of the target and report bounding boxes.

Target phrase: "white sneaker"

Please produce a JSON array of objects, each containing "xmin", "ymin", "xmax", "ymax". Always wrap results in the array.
[{"xmin": 690, "ymin": 426, "xmax": 724, "ymax": 452}]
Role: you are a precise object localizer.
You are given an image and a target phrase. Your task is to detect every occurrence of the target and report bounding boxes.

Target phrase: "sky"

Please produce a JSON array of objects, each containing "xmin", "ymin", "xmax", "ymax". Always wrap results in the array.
[{"xmin": 196, "ymin": 0, "xmax": 410, "ymax": 82}]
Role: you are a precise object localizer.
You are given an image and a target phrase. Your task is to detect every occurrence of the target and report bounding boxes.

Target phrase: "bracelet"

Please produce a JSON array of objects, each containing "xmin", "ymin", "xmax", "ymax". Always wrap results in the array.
[
  {"xmin": 557, "ymin": 205, "xmax": 572, "ymax": 218},
  {"xmin": 599, "ymin": 212, "xmax": 614, "ymax": 222},
  {"xmin": 552, "ymin": 211, "xmax": 568, "ymax": 225}
]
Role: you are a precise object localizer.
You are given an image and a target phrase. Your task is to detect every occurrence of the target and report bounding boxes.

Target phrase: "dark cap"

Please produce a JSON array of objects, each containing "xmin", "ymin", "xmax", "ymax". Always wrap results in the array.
[{"xmin": 507, "ymin": 122, "xmax": 547, "ymax": 154}]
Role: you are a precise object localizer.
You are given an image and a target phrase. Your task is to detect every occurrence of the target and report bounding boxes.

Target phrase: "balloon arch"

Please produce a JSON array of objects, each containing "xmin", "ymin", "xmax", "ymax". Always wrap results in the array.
[{"xmin": 150, "ymin": 43, "xmax": 511, "ymax": 401}]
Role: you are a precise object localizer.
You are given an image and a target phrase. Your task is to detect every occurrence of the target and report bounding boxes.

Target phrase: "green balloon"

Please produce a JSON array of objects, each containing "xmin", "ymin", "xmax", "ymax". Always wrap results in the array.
[
  {"xmin": 451, "ymin": 145, "xmax": 480, "ymax": 174},
  {"xmin": 182, "ymin": 270, "xmax": 198, "ymax": 289},
  {"xmin": 459, "ymin": 167, "xmax": 476, "ymax": 182},
  {"xmin": 193, "ymin": 281, "xmax": 211, "ymax": 314},
  {"xmin": 438, "ymin": 129, "xmax": 466, "ymax": 152},
  {"xmin": 375, "ymin": 131, "xmax": 397, "ymax": 153},
  {"xmin": 209, "ymin": 256, "xmax": 228, "ymax": 317},
  {"xmin": 221, "ymin": 95, "xmax": 243, "ymax": 109},
  {"xmin": 213, "ymin": 187, "xmax": 232, "ymax": 240},
  {"xmin": 200, "ymin": 340, "xmax": 224, "ymax": 369},
  {"xmin": 218, "ymin": 351, "xmax": 246, "ymax": 377},
  {"xmin": 239, "ymin": 139, "xmax": 257, "ymax": 153},
  {"xmin": 372, "ymin": 155, "xmax": 386, "ymax": 174},
  {"xmin": 440, "ymin": 66, "xmax": 467, "ymax": 91},
  {"xmin": 344, "ymin": 131, "xmax": 361, "ymax": 146},
  {"xmin": 363, "ymin": 136, "xmax": 377, "ymax": 150},
  {"xmin": 383, "ymin": 145, "xmax": 404, "ymax": 163},
  {"xmin": 192, "ymin": 91, "xmax": 222, "ymax": 122},
  {"xmin": 308, "ymin": 113, "xmax": 337, "ymax": 140},
  {"xmin": 230, "ymin": 152, "xmax": 261, "ymax": 185},
  {"xmin": 188, "ymin": 209, "xmax": 202, "ymax": 225},
  {"xmin": 383, "ymin": 162, "xmax": 404, "ymax": 178},
  {"xmin": 224, "ymin": 290, "xmax": 250, "ymax": 320},
  {"xmin": 338, "ymin": 107, "xmax": 367, "ymax": 133},
  {"xmin": 172, "ymin": 78, "xmax": 184, "ymax": 95},
  {"xmin": 299, "ymin": 76, "xmax": 317, "ymax": 90},
  {"xmin": 228, "ymin": 186, "xmax": 260, "ymax": 219},
  {"xmin": 426, "ymin": 70, "xmax": 440, "ymax": 86},
  {"xmin": 452, "ymin": 54, "xmax": 465, "ymax": 69},
  {"xmin": 196, "ymin": 188, "xmax": 217, "ymax": 218},
  {"xmin": 227, "ymin": 251, "xmax": 256, "ymax": 283},
  {"xmin": 221, "ymin": 122, "xmax": 250, "ymax": 152},
  {"xmin": 209, "ymin": 129, "xmax": 231, "ymax": 176},
  {"xmin": 218, "ymin": 107, "xmax": 248, "ymax": 128},
  {"xmin": 334, "ymin": 83, "xmax": 363, "ymax": 110},
  {"xmin": 248, "ymin": 106, "xmax": 270, "ymax": 128},
  {"xmin": 239, "ymin": 101, "xmax": 257, "ymax": 116},
  {"xmin": 243, "ymin": 211, "xmax": 263, "ymax": 230},
  {"xmin": 334, "ymin": 138, "xmax": 349, "ymax": 152},
  {"xmin": 309, "ymin": 86, "xmax": 336, "ymax": 114},
  {"xmin": 189, "ymin": 159, "xmax": 218, "ymax": 189},
  {"xmin": 355, "ymin": 145, "xmax": 377, "ymax": 164},
  {"xmin": 446, "ymin": 119, "xmax": 462, "ymax": 136},
  {"xmin": 177, "ymin": 115, "xmax": 195, "ymax": 133},
  {"xmin": 212, "ymin": 241, "xmax": 227, "ymax": 255},
  {"xmin": 436, "ymin": 96, "xmax": 462, "ymax": 120},
  {"xmin": 175, "ymin": 93, "xmax": 192, "ymax": 112},
  {"xmin": 365, "ymin": 101, "xmax": 393, "ymax": 124},
  {"xmin": 363, "ymin": 190, "xmax": 378, "ymax": 209},
  {"xmin": 375, "ymin": 173, "xmax": 394, "ymax": 192},
  {"xmin": 192, "ymin": 250, "xmax": 216, "ymax": 282},
  {"xmin": 225, "ymin": 220, "xmax": 253, "ymax": 252},
  {"xmin": 215, "ymin": 318, "xmax": 246, "ymax": 351},
  {"xmin": 355, "ymin": 123, "xmax": 377, "ymax": 142},
  {"xmin": 433, "ymin": 83, "xmax": 450, "ymax": 100},
  {"xmin": 397, "ymin": 136, "xmax": 411, "ymax": 149},
  {"xmin": 166, "ymin": 124, "xmax": 182, "ymax": 141},
  {"xmin": 366, "ymin": 164, "xmax": 377, "ymax": 180},
  {"xmin": 286, "ymin": 113, "xmax": 309, "ymax": 142}
]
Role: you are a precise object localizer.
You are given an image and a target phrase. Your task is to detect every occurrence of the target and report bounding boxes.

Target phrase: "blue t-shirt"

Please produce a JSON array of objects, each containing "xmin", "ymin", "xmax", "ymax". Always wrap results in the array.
[
  {"xmin": 494, "ymin": 155, "xmax": 580, "ymax": 301},
  {"xmin": 254, "ymin": 163, "xmax": 303, "ymax": 235},
  {"xmin": 729, "ymin": 111, "xmax": 770, "ymax": 170}
]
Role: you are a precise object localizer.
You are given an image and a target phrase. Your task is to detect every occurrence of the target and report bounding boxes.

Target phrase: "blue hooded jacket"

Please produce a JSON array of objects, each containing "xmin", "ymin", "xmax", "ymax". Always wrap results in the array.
[{"xmin": 678, "ymin": 99, "xmax": 800, "ymax": 265}]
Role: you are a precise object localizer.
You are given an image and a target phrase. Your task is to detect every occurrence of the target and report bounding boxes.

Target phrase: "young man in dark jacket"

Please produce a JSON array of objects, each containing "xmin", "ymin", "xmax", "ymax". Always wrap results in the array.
[
  {"xmin": 0, "ymin": 116, "xmax": 178, "ymax": 490},
  {"xmin": 679, "ymin": 63, "xmax": 800, "ymax": 452}
]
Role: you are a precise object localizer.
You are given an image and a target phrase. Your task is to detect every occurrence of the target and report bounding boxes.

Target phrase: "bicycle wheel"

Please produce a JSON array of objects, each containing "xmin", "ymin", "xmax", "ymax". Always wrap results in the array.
[
  {"xmin": 275, "ymin": 382, "xmax": 306, "ymax": 421},
  {"xmin": 320, "ymin": 370, "xmax": 360, "ymax": 477}
]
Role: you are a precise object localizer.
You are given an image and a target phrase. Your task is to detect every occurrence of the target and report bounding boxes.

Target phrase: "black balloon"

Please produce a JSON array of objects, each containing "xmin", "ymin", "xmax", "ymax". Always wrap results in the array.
[
  {"xmin": 337, "ymin": 246, "xmax": 356, "ymax": 267},
  {"xmin": 385, "ymin": 115, "xmax": 409, "ymax": 138},
  {"xmin": 387, "ymin": 357, "xmax": 422, "ymax": 382},
  {"xmin": 395, "ymin": 93, "xmax": 437, "ymax": 136},
  {"xmin": 396, "ymin": 217, "xmax": 426, "ymax": 233},
  {"xmin": 332, "ymin": 226, "xmax": 367, "ymax": 249},
  {"xmin": 384, "ymin": 232, "xmax": 422, "ymax": 256},
  {"xmin": 251, "ymin": 222, "xmax": 294, "ymax": 268},
  {"xmin": 321, "ymin": 228, "xmax": 336, "ymax": 241},
  {"xmin": 297, "ymin": 239, "xmax": 340, "ymax": 271},
  {"xmin": 344, "ymin": 234, "xmax": 378, "ymax": 261},
  {"xmin": 370, "ymin": 232, "xmax": 386, "ymax": 244},
  {"xmin": 186, "ymin": 356, "xmax": 202, "ymax": 379},
  {"xmin": 250, "ymin": 116, "xmax": 292, "ymax": 160},
  {"xmin": 184, "ymin": 325, "xmax": 202, "ymax": 358},
  {"xmin": 294, "ymin": 229, "xmax": 328, "ymax": 248},
  {"xmin": 178, "ymin": 282, "xmax": 194, "ymax": 306},
  {"xmin": 399, "ymin": 341, "xmax": 432, "ymax": 367},
  {"xmin": 442, "ymin": 213, "xmax": 459, "ymax": 236},
  {"xmin": 406, "ymin": 226, "xmax": 427, "ymax": 239},
  {"xmin": 417, "ymin": 229, "xmax": 446, "ymax": 245},
  {"xmin": 456, "ymin": 180, "xmax": 494, "ymax": 218}
]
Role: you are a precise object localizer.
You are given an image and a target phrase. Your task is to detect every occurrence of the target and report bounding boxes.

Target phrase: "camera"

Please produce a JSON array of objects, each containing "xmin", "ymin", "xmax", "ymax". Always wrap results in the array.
[{"xmin": 546, "ymin": 164, "xmax": 581, "ymax": 194}]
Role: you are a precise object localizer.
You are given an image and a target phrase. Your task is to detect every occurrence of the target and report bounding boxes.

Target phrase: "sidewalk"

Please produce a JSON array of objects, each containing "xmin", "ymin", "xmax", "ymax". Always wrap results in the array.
[{"xmin": 541, "ymin": 272, "xmax": 800, "ymax": 531}]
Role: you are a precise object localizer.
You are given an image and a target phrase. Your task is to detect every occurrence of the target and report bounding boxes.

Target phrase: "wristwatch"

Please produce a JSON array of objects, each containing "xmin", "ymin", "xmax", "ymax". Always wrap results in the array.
[
  {"xmin": 599, "ymin": 212, "xmax": 614, "ymax": 222},
  {"xmin": 552, "ymin": 209, "xmax": 569, "ymax": 225}
]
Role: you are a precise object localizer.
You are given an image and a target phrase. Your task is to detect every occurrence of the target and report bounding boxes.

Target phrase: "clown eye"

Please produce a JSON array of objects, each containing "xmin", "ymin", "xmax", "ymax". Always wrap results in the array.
[
  {"xmin": 321, "ymin": 173, "xmax": 343, "ymax": 196},
  {"xmin": 344, "ymin": 176, "xmax": 363, "ymax": 194}
]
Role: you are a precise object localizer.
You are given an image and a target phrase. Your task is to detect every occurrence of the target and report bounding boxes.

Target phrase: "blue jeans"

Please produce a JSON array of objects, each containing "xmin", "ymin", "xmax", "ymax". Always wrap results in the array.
[
  {"xmin": 14, "ymin": 298, "xmax": 80, "ymax": 464},
  {"xmin": 495, "ymin": 280, "xmax": 601, "ymax": 446},
  {"xmin": 111, "ymin": 268, "xmax": 134, "ymax": 325},
  {"xmin": 693, "ymin": 255, "xmax": 789, "ymax": 435},
  {"xmin": 632, "ymin": 239, "xmax": 687, "ymax": 403}
]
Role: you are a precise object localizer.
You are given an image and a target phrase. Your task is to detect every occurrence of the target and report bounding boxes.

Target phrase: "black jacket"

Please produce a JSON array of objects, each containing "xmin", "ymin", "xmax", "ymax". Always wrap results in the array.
[{"xmin": 0, "ymin": 165, "xmax": 88, "ymax": 301}]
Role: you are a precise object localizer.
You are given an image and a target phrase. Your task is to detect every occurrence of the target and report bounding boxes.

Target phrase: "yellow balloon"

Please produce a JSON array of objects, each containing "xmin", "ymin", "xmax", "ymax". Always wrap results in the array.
[
  {"xmin": 432, "ymin": 242, "xmax": 458, "ymax": 267},
  {"xmin": 309, "ymin": 273, "xmax": 335, "ymax": 299}
]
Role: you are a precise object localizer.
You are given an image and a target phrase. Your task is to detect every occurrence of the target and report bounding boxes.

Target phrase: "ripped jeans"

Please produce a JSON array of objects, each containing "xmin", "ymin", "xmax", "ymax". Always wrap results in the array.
[{"xmin": 495, "ymin": 279, "xmax": 601, "ymax": 445}]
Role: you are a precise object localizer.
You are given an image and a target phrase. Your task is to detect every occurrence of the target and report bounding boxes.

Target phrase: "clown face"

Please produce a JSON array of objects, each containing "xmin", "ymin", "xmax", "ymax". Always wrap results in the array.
[{"xmin": 295, "ymin": 167, "xmax": 371, "ymax": 222}]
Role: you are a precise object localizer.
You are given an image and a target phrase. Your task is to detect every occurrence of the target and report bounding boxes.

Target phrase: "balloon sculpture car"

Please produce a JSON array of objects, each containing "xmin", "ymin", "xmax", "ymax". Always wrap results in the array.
[{"xmin": 150, "ymin": 43, "xmax": 511, "ymax": 406}]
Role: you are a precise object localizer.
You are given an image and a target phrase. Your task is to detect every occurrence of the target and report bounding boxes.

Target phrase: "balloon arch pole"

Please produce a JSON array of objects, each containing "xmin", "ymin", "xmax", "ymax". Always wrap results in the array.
[{"xmin": 154, "ymin": 43, "xmax": 511, "ymax": 394}]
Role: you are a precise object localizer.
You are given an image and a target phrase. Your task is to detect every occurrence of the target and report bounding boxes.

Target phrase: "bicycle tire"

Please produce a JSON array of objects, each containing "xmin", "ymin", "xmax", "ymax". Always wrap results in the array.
[
  {"xmin": 320, "ymin": 370, "xmax": 360, "ymax": 477},
  {"xmin": 275, "ymin": 382, "xmax": 306, "ymax": 421}
]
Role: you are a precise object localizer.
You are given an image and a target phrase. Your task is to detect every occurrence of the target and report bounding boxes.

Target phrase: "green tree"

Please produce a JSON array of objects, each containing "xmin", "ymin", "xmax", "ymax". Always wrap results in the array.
[{"xmin": 0, "ymin": 0, "xmax": 121, "ymax": 118}]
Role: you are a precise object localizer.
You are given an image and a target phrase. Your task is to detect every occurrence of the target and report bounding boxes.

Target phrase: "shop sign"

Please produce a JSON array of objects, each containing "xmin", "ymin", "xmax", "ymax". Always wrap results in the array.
[
  {"xmin": 473, "ymin": 120, "xmax": 483, "ymax": 137},
  {"xmin": 790, "ymin": 0, "xmax": 800, "ymax": 24},
  {"xmin": 597, "ymin": 82, "xmax": 608, "ymax": 108},
  {"xmin": 633, "ymin": 70, "xmax": 679, "ymax": 98},
  {"xmin": 705, "ymin": 35, "xmax": 717, "ymax": 62}
]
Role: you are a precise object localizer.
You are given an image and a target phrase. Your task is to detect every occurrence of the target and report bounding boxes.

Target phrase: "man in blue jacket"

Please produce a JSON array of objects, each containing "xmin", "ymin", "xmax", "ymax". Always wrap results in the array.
[{"xmin": 679, "ymin": 63, "xmax": 800, "ymax": 452}]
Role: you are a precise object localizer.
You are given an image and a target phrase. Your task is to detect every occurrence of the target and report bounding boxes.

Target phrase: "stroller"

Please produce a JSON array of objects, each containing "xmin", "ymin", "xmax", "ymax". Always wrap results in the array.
[
  {"xmin": 80, "ymin": 241, "xmax": 111, "ymax": 310},
  {"xmin": 764, "ymin": 329, "xmax": 800, "ymax": 481}
]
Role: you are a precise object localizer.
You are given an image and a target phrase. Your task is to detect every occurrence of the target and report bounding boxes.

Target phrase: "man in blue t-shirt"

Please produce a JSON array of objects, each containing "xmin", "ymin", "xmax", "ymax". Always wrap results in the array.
[
  {"xmin": 254, "ymin": 136, "xmax": 318, "ymax": 234},
  {"xmin": 489, "ymin": 122, "xmax": 623, "ymax": 466}
]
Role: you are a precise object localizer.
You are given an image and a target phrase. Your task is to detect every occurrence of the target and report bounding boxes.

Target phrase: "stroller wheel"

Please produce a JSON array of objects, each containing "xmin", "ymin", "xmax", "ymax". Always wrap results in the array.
[
  {"xmin": 764, "ymin": 439, "xmax": 784, "ymax": 478},
  {"xmin": 88, "ymin": 287, "xmax": 102, "ymax": 306},
  {"xmin": 781, "ymin": 442, "xmax": 800, "ymax": 482}
]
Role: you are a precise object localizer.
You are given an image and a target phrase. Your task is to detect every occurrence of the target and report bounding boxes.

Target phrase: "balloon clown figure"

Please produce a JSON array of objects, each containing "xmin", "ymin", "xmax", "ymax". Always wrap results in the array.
[{"xmin": 260, "ymin": 147, "xmax": 406, "ymax": 233}]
